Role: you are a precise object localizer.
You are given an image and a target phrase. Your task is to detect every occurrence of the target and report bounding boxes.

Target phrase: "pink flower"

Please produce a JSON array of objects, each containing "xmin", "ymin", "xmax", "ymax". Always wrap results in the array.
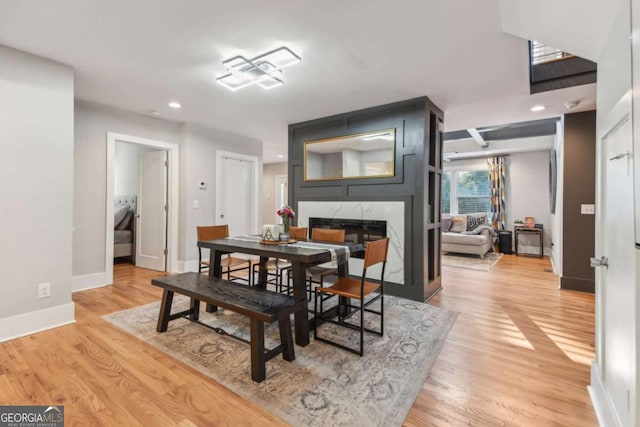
[{"xmin": 277, "ymin": 205, "xmax": 295, "ymax": 218}]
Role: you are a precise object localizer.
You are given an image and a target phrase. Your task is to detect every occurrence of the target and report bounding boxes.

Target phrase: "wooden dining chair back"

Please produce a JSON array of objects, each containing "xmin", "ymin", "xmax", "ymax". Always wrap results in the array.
[
  {"xmin": 288, "ymin": 226, "xmax": 308, "ymax": 241},
  {"xmin": 313, "ymin": 237, "xmax": 390, "ymax": 356},
  {"xmin": 311, "ymin": 228, "xmax": 345, "ymax": 243},
  {"xmin": 197, "ymin": 225, "xmax": 251, "ymax": 285}
]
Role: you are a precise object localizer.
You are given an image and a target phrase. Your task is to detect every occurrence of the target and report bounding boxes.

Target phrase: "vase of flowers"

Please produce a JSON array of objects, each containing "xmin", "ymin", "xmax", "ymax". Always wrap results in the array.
[{"xmin": 277, "ymin": 205, "xmax": 295, "ymax": 240}]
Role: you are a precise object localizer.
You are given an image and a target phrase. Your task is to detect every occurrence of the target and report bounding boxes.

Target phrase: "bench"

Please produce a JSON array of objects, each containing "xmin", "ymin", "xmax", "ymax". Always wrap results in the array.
[{"xmin": 151, "ymin": 272, "xmax": 306, "ymax": 382}]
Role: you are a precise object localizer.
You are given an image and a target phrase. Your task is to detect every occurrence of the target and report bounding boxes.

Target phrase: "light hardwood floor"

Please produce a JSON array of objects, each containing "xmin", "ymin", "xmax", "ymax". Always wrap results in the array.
[{"xmin": 0, "ymin": 255, "xmax": 596, "ymax": 426}]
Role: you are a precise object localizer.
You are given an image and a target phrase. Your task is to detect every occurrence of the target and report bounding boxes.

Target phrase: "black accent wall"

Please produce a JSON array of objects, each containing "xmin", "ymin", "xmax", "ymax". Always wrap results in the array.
[
  {"xmin": 561, "ymin": 111, "xmax": 596, "ymax": 293},
  {"xmin": 288, "ymin": 97, "xmax": 444, "ymax": 302}
]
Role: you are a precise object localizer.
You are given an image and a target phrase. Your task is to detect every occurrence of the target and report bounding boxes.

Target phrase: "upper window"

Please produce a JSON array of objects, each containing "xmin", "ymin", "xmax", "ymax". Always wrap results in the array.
[{"xmin": 442, "ymin": 170, "xmax": 491, "ymax": 215}]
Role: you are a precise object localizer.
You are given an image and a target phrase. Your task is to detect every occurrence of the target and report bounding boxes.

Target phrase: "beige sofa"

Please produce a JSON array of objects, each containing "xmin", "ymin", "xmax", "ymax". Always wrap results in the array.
[{"xmin": 441, "ymin": 213, "xmax": 494, "ymax": 258}]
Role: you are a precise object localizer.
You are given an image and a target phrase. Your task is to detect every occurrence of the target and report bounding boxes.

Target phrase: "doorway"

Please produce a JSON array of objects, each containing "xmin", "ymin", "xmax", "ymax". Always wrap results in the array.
[{"xmin": 106, "ymin": 132, "xmax": 179, "ymax": 284}]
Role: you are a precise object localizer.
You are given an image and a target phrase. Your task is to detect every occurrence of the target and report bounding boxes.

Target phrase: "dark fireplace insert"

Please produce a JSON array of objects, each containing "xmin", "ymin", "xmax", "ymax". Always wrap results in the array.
[{"xmin": 308, "ymin": 217, "xmax": 387, "ymax": 259}]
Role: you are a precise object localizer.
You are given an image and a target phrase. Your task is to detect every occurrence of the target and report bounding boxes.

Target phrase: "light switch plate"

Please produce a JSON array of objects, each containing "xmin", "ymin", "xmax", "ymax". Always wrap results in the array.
[
  {"xmin": 193, "ymin": 200, "xmax": 199, "ymax": 209},
  {"xmin": 581, "ymin": 204, "xmax": 595, "ymax": 215}
]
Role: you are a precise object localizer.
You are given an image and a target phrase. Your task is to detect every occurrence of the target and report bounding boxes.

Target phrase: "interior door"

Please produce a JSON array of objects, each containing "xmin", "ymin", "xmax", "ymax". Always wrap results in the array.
[
  {"xmin": 136, "ymin": 150, "xmax": 168, "ymax": 271},
  {"xmin": 217, "ymin": 155, "xmax": 253, "ymax": 236},
  {"xmin": 598, "ymin": 107, "xmax": 635, "ymax": 425}
]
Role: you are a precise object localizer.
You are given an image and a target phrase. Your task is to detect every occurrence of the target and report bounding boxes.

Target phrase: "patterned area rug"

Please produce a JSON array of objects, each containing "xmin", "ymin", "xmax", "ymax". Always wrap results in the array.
[
  {"xmin": 104, "ymin": 295, "xmax": 457, "ymax": 427},
  {"xmin": 442, "ymin": 251, "xmax": 503, "ymax": 271}
]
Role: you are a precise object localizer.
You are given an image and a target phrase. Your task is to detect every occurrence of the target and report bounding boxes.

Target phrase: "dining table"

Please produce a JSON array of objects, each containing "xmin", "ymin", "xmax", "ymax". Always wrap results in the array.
[{"xmin": 197, "ymin": 235, "xmax": 360, "ymax": 347}]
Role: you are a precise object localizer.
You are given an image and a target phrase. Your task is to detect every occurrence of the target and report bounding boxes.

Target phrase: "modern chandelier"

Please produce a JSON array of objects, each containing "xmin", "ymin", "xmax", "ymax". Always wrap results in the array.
[{"xmin": 216, "ymin": 46, "xmax": 302, "ymax": 91}]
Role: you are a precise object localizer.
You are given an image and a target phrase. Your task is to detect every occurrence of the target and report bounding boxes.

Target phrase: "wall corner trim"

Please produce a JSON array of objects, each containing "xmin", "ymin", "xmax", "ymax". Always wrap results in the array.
[
  {"xmin": 0, "ymin": 303, "xmax": 75, "ymax": 343},
  {"xmin": 588, "ymin": 361, "xmax": 619, "ymax": 427}
]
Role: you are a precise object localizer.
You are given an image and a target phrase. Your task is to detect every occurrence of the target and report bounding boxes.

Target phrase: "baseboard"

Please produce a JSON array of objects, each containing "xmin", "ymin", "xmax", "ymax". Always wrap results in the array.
[
  {"xmin": 72, "ymin": 272, "xmax": 110, "ymax": 292},
  {"xmin": 588, "ymin": 361, "xmax": 619, "ymax": 427},
  {"xmin": 560, "ymin": 275, "xmax": 595, "ymax": 293},
  {"xmin": 0, "ymin": 302, "xmax": 75, "ymax": 343},
  {"xmin": 179, "ymin": 260, "xmax": 199, "ymax": 273}
]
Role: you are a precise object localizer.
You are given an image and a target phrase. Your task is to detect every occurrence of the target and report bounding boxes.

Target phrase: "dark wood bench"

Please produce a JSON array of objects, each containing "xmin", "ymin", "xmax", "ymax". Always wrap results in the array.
[{"xmin": 151, "ymin": 272, "xmax": 306, "ymax": 382}]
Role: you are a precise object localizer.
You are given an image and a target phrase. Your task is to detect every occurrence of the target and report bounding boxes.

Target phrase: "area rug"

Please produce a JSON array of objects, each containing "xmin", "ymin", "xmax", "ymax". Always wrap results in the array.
[
  {"xmin": 104, "ymin": 295, "xmax": 457, "ymax": 427},
  {"xmin": 442, "ymin": 251, "xmax": 503, "ymax": 271}
]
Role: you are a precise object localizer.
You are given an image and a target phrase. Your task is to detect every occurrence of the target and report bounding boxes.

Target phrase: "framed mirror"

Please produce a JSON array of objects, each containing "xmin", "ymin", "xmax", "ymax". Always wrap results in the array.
[{"xmin": 304, "ymin": 129, "xmax": 396, "ymax": 181}]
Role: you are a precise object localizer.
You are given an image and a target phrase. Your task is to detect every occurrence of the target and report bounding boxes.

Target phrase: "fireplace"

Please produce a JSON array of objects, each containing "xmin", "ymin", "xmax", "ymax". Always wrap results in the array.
[{"xmin": 308, "ymin": 217, "xmax": 387, "ymax": 259}]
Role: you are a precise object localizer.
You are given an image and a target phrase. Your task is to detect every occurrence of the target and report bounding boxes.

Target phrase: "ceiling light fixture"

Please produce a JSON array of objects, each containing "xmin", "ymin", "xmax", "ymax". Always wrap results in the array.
[
  {"xmin": 216, "ymin": 46, "xmax": 301, "ymax": 91},
  {"xmin": 277, "ymin": 154, "xmax": 285, "ymax": 159},
  {"xmin": 531, "ymin": 105, "xmax": 546, "ymax": 112},
  {"xmin": 168, "ymin": 102, "xmax": 182, "ymax": 109},
  {"xmin": 150, "ymin": 110, "xmax": 161, "ymax": 116}
]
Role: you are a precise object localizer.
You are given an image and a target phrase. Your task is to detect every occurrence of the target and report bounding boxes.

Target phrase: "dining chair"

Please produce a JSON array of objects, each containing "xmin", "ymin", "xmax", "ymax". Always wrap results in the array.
[
  {"xmin": 252, "ymin": 227, "xmax": 309, "ymax": 292},
  {"xmin": 197, "ymin": 225, "xmax": 252, "ymax": 285},
  {"xmin": 313, "ymin": 237, "xmax": 389, "ymax": 356},
  {"xmin": 285, "ymin": 228, "xmax": 345, "ymax": 298}
]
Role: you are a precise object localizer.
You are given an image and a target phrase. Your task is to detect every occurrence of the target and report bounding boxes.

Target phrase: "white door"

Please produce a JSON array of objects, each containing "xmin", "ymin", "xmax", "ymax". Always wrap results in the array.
[
  {"xmin": 216, "ymin": 154, "xmax": 255, "ymax": 236},
  {"xmin": 596, "ymin": 104, "xmax": 635, "ymax": 425},
  {"xmin": 136, "ymin": 150, "xmax": 168, "ymax": 271},
  {"xmin": 275, "ymin": 174, "xmax": 288, "ymax": 224}
]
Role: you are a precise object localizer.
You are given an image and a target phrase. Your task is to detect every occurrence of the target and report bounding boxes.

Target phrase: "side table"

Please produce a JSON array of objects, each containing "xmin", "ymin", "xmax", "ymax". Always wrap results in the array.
[{"xmin": 514, "ymin": 224, "xmax": 543, "ymax": 258}]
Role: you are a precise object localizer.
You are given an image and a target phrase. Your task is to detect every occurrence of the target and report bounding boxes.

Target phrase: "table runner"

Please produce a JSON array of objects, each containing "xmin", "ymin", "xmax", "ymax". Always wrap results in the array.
[{"xmin": 226, "ymin": 235, "xmax": 350, "ymax": 266}]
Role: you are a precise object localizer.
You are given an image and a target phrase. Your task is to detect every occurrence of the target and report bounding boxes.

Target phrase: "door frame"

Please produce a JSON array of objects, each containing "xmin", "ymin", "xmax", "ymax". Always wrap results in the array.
[
  {"xmin": 215, "ymin": 150, "xmax": 260, "ymax": 235},
  {"xmin": 275, "ymin": 174, "xmax": 288, "ymax": 223},
  {"xmin": 106, "ymin": 132, "xmax": 179, "ymax": 284}
]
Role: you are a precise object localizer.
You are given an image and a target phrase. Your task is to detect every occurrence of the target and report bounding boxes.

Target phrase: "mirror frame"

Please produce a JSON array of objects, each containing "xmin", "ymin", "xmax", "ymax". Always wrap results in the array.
[{"xmin": 303, "ymin": 128, "xmax": 396, "ymax": 182}]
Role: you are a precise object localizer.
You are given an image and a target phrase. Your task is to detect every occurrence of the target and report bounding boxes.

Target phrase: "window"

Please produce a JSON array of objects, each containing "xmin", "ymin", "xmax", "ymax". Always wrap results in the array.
[{"xmin": 441, "ymin": 170, "xmax": 491, "ymax": 215}]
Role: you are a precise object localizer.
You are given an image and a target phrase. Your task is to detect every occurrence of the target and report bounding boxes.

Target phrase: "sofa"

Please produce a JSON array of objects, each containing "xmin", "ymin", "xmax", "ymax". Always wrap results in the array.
[{"xmin": 441, "ymin": 212, "xmax": 495, "ymax": 258}]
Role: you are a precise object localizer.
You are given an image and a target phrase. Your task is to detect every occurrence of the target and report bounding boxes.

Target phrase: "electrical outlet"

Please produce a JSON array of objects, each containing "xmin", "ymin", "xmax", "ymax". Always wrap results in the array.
[
  {"xmin": 581, "ymin": 204, "xmax": 595, "ymax": 215},
  {"xmin": 38, "ymin": 282, "xmax": 51, "ymax": 299}
]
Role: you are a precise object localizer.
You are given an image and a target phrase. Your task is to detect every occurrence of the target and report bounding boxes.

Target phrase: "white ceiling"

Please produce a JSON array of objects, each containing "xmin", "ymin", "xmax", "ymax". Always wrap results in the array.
[{"xmin": 0, "ymin": 0, "xmax": 608, "ymax": 163}]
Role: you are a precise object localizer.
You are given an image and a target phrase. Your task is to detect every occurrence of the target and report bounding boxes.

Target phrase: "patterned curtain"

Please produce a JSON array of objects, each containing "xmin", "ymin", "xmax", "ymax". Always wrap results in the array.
[{"xmin": 487, "ymin": 157, "xmax": 506, "ymax": 231}]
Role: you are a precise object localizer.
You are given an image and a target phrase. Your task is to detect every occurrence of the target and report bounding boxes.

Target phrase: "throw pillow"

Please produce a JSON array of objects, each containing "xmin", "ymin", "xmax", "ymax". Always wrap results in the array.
[
  {"xmin": 116, "ymin": 209, "xmax": 134, "ymax": 230},
  {"xmin": 441, "ymin": 217, "xmax": 452, "ymax": 232},
  {"xmin": 450, "ymin": 216, "xmax": 467, "ymax": 233},
  {"xmin": 466, "ymin": 214, "xmax": 487, "ymax": 231},
  {"xmin": 114, "ymin": 205, "xmax": 129, "ymax": 229}
]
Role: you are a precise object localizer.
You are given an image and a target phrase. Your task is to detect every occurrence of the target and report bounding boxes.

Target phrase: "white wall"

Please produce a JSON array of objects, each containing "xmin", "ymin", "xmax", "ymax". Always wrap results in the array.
[
  {"xmin": 342, "ymin": 149, "xmax": 360, "ymax": 177},
  {"xmin": 262, "ymin": 162, "xmax": 288, "ymax": 225},
  {"xmin": 179, "ymin": 123, "xmax": 262, "ymax": 269},
  {"xmin": 114, "ymin": 141, "xmax": 156, "ymax": 196},
  {"xmin": 444, "ymin": 150, "xmax": 552, "ymax": 255},
  {"xmin": 74, "ymin": 100, "xmax": 182, "ymax": 278},
  {"xmin": 0, "ymin": 45, "xmax": 75, "ymax": 339}
]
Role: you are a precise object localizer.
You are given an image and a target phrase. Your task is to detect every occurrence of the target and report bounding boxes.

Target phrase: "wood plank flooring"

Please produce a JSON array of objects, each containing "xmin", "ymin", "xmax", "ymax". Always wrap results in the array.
[{"xmin": 0, "ymin": 255, "xmax": 596, "ymax": 426}]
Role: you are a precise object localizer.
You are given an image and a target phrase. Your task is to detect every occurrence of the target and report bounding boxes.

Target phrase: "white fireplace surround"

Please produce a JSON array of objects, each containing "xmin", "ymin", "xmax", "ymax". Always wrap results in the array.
[{"xmin": 298, "ymin": 201, "xmax": 405, "ymax": 284}]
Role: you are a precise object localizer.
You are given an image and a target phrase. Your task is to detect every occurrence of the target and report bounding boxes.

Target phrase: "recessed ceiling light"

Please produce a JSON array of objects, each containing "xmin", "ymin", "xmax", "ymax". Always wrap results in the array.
[
  {"xmin": 531, "ymin": 105, "xmax": 546, "ymax": 112},
  {"xmin": 168, "ymin": 102, "xmax": 182, "ymax": 109},
  {"xmin": 277, "ymin": 154, "xmax": 285, "ymax": 159},
  {"xmin": 150, "ymin": 110, "xmax": 161, "ymax": 116}
]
